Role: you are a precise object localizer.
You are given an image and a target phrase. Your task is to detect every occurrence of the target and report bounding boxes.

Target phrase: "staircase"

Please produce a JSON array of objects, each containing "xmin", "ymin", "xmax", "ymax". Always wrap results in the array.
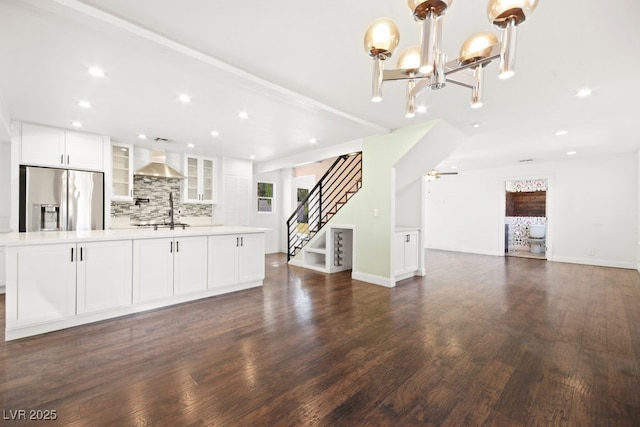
[{"xmin": 287, "ymin": 152, "xmax": 362, "ymax": 261}]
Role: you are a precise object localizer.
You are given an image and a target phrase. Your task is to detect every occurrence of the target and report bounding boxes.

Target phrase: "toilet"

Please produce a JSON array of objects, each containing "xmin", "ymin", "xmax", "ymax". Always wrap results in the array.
[{"xmin": 528, "ymin": 224, "xmax": 546, "ymax": 254}]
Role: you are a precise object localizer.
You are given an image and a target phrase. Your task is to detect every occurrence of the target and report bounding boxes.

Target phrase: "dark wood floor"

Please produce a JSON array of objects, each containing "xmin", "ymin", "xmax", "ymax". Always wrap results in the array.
[{"xmin": 1, "ymin": 251, "xmax": 639, "ymax": 426}]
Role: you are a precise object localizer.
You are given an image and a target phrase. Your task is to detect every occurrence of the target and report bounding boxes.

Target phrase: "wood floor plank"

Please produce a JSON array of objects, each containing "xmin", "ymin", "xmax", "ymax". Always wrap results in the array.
[{"xmin": 0, "ymin": 250, "xmax": 639, "ymax": 425}]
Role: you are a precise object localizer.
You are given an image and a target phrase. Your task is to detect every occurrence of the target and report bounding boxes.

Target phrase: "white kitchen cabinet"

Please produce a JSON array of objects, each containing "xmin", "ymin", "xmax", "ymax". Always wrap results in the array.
[
  {"xmin": 77, "ymin": 240, "xmax": 133, "ymax": 314},
  {"xmin": 394, "ymin": 230, "xmax": 419, "ymax": 277},
  {"xmin": 224, "ymin": 175, "xmax": 250, "ymax": 225},
  {"xmin": 173, "ymin": 236, "xmax": 208, "ymax": 296},
  {"xmin": 133, "ymin": 236, "xmax": 208, "ymax": 302},
  {"xmin": 133, "ymin": 238, "xmax": 175, "ymax": 303},
  {"xmin": 184, "ymin": 155, "xmax": 215, "ymax": 203},
  {"xmin": 65, "ymin": 131, "xmax": 104, "ymax": 171},
  {"xmin": 20, "ymin": 123, "xmax": 105, "ymax": 171},
  {"xmin": 20, "ymin": 123, "xmax": 65, "ymax": 168},
  {"xmin": 208, "ymin": 233, "xmax": 265, "ymax": 288},
  {"xmin": 0, "ymin": 246, "xmax": 5, "ymax": 291},
  {"xmin": 111, "ymin": 143, "xmax": 134, "ymax": 201},
  {"xmin": 7, "ymin": 243, "xmax": 77, "ymax": 327}
]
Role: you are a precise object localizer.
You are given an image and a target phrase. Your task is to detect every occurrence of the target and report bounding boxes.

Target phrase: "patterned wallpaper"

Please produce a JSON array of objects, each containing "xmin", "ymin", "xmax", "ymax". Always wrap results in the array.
[
  {"xmin": 506, "ymin": 178, "xmax": 548, "ymax": 192},
  {"xmin": 111, "ymin": 176, "xmax": 212, "ymax": 221},
  {"xmin": 505, "ymin": 216, "xmax": 546, "ymax": 250}
]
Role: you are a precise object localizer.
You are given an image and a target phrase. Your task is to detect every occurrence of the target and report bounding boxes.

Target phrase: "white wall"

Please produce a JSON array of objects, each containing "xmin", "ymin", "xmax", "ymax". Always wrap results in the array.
[
  {"xmin": 0, "ymin": 141, "xmax": 10, "ymax": 231},
  {"xmin": 638, "ymin": 150, "xmax": 640, "ymax": 272},
  {"xmin": 425, "ymin": 152, "xmax": 638, "ymax": 269}
]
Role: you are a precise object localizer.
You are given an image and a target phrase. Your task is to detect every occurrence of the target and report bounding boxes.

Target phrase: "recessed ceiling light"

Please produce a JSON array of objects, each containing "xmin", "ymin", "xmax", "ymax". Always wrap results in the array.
[
  {"xmin": 576, "ymin": 88, "xmax": 592, "ymax": 97},
  {"xmin": 451, "ymin": 165, "xmax": 458, "ymax": 170},
  {"xmin": 567, "ymin": 151, "xmax": 577, "ymax": 155},
  {"xmin": 179, "ymin": 94, "xmax": 191, "ymax": 103},
  {"xmin": 238, "ymin": 111, "xmax": 249, "ymax": 119},
  {"xmin": 211, "ymin": 130, "xmax": 219, "ymax": 137},
  {"xmin": 555, "ymin": 130, "xmax": 568, "ymax": 136},
  {"xmin": 472, "ymin": 122, "xmax": 481, "ymax": 128},
  {"xmin": 88, "ymin": 67, "xmax": 105, "ymax": 77},
  {"xmin": 250, "ymin": 155, "xmax": 255, "ymax": 160},
  {"xmin": 187, "ymin": 143, "xmax": 195, "ymax": 148},
  {"xmin": 309, "ymin": 138, "xmax": 317, "ymax": 144},
  {"xmin": 138, "ymin": 134, "xmax": 147, "ymax": 140},
  {"xmin": 71, "ymin": 121, "xmax": 82, "ymax": 128},
  {"xmin": 417, "ymin": 105, "xmax": 428, "ymax": 113},
  {"xmin": 77, "ymin": 101, "xmax": 91, "ymax": 108}
]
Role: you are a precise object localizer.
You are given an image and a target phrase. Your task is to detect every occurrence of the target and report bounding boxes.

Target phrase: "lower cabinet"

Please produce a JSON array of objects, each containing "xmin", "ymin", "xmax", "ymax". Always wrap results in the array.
[
  {"xmin": 8, "ymin": 240, "xmax": 132, "ymax": 326},
  {"xmin": 394, "ymin": 230, "xmax": 419, "ymax": 277},
  {"xmin": 173, "ymin": 236, "xmax": 208, "ymax": 296},
  {"xmin": 9, "ymin": 243, "xmax": 77, "ymax": 327},
  {"xmin": 5, "ymin": 230, "xmax": 265, "ymax": 340},
  {"xmin": 133, "ymin": 236, "xmax": 208, "ymax": 303},
  {"xmin": 208, "ymin": 233, "xmax": 265, "ymax": 288},
  {"xmin": 77, "ymin": 240, "xmax": 133, "ymax": 314}
]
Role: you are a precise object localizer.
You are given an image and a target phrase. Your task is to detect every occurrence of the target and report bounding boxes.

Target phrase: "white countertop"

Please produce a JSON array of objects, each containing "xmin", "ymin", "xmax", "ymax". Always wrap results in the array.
[{"xmin": 0, "ymin": 226, "xmax": 268, "ymax": 247}]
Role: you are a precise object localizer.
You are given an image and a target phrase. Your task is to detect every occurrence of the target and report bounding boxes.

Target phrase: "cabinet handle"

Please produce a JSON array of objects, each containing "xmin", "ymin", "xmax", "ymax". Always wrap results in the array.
[
  {"xmin": 170, "ymin": 241, "xmax": 173, "ymax": 253},
  {"xmin": 80, "ymin": 247, "xmax": 83, "ymax": 262},
  {"xmin": 236, "ymin": 237, "xmax": 239, "ymax": 247},
  {"xmin": 406, "ymin": 234, "xmax": 410, "ymax": 243},
  {"xmin": 240, "ymin": 237, "xmax": 244, "ymax": 246},
  {"xmin": 71, "ymin": 247, "xmax": 74, "ymax": 262},
  {"xmin": 60, "ymin": 154, "xmax": 64, "ymax": 165},
  {"xmin": 67, "ymin": 155, "xmax": 70, "ymax": 164},
  {"xmin": 176, "ymin": 241, "xmax": 180, "ymax": 253}
]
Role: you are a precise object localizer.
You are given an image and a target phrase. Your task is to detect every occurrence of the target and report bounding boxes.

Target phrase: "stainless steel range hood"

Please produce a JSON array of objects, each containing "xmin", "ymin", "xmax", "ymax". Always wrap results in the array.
[{"xmin": 135, "ymin": 149, "xmax": 185, "ymax": 179}]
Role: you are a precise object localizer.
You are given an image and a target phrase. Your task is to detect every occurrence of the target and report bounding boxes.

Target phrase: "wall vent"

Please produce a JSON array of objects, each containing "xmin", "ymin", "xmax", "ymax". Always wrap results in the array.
[{"xmin": 518, "ymin": 159, "xmax": 534, "ymax": 163}]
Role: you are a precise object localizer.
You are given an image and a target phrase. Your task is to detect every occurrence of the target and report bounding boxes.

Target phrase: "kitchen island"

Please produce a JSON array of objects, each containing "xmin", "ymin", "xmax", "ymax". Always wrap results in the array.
[{"xmin": 1, "ymin": 226, "xmax": 267, "ymax": 341}]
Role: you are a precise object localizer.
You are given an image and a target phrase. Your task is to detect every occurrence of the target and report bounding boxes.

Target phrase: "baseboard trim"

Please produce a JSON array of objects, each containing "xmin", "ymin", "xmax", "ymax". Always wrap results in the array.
[
  {"xmin": 550, "ymin": 256, "xmax": 636, "ymax": 270},
  {"xmin": 352, "ymin": 271, "xmax": 394, "ymax": 288}
]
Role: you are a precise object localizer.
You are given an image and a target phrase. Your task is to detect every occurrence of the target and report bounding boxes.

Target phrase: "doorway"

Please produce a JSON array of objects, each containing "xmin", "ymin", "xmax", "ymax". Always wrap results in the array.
[{"xmin": 504, "ymin": 179, "xmax": 547, "ymax": 259}]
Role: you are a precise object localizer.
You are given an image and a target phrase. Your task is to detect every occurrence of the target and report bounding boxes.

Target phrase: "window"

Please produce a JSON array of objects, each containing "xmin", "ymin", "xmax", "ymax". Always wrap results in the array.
[{"xmin": 257, "ymin": 182, "xmax": 275, "ymax": 213}]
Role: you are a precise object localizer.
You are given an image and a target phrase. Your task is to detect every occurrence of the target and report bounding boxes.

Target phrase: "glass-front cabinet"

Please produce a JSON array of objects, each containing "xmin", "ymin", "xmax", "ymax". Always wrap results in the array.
[
  {"xmin": 183, "ymin": 155, "xmax": 216, "ymax": 204},
  {"xmin": 111, "ymin": 143, "xmax": 133, "ymax": 201}
]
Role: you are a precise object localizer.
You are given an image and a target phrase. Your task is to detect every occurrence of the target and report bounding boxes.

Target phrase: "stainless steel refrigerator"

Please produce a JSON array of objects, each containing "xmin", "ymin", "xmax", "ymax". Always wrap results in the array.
[{"xmin": 19, "ymin": 165, "xmax": 104, "ymax": 232}]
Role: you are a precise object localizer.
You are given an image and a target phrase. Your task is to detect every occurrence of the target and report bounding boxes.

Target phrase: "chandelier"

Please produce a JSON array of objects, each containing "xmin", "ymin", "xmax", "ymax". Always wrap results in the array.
[{"xmin": 364, "ymin": 0, "xmax": 538, "ymax": 117}]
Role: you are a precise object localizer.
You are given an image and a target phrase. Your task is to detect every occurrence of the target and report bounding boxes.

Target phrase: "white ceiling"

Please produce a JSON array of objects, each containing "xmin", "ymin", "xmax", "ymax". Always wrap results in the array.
[{"xmin": 1, "ymin": 0, "xmax": 639, "ymax": 171}]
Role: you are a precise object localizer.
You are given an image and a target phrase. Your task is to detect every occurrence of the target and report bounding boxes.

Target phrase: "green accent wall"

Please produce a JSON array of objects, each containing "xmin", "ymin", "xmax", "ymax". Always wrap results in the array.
[{"xmin": 330, "ymin": 120, "xmax": 436, "ymax": 279}]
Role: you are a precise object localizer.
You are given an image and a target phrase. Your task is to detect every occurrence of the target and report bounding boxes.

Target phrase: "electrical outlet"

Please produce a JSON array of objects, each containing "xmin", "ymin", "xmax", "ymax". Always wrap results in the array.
[{"xmin": 373, "ymin": 208, "xmax": 379, "ymax": 217}]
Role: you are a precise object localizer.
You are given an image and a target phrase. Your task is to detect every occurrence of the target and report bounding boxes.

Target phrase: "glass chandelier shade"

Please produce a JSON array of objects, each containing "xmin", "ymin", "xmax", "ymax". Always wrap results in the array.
[
  {"xmin": 397, "ymin": 46, "xmax": 422, "ymax": 74},
  {"xmin": 459, "ymin": 32, "xmax": 499, "ymax": 66},
  {"xmin": 364, "ymin": 18, "xmax": 401, "ymax": 59},
  {"xmin": 487, "ymin": 0, "xmax": 538, "ymax": 27}
]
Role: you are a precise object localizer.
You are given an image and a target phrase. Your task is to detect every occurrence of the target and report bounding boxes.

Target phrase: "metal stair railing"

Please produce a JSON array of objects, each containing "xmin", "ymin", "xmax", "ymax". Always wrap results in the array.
[{"xmin": 287, "ymin": 152, "xmax": 362, "ymax": 260}]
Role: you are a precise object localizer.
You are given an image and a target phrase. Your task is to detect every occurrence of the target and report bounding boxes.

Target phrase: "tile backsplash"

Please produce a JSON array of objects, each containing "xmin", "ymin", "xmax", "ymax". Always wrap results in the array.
[{"xmin": 111, "ymin": 176, "xmax": 212, "ymax": 221}]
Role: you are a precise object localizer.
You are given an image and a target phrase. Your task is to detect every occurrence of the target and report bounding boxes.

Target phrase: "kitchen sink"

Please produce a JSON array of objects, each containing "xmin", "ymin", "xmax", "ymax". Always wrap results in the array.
[{"xmin": 131, "ymin": 221, "xmax": 189, "ymax": 230}]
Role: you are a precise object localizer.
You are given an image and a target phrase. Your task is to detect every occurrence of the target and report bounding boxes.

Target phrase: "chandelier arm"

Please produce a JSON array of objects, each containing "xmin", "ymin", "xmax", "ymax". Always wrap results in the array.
[
  {"xmin": 419, "ymin": 12, "xmax": 439, "ymax": 75},
  {"xmin": 444, "ymin": 73, "xmax": 476, "ymax": 89},
  {"xmin": 372, "ymin": 57, "xmax": 384, "ymax": 101},
  {"xmin": 382, "ymin": 43, "xmax": 501, "ymax": 83},
  {"xmin": 499, "ymin": 18, "xmax": 518, "ymax": 79}
]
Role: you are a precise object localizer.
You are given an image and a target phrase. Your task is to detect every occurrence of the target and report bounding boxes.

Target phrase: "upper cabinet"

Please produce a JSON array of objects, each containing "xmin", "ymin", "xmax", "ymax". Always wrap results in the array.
[
  {"xmin": 111, "ymin": 143, "xmax": 134, "ymax": 202},
  {"xmin": 20, "ymin": 123, "xmax": 105, "ymax": 171},
  {"xmin": 183, "ymin": 155, "xmax": 216, "ymax": 204}
]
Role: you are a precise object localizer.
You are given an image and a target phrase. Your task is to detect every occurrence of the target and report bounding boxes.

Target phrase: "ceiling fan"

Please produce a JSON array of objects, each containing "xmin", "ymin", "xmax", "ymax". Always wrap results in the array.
[{"xmin": 426, "ymin": 169, "xmax": 458, "ymax": 181}]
